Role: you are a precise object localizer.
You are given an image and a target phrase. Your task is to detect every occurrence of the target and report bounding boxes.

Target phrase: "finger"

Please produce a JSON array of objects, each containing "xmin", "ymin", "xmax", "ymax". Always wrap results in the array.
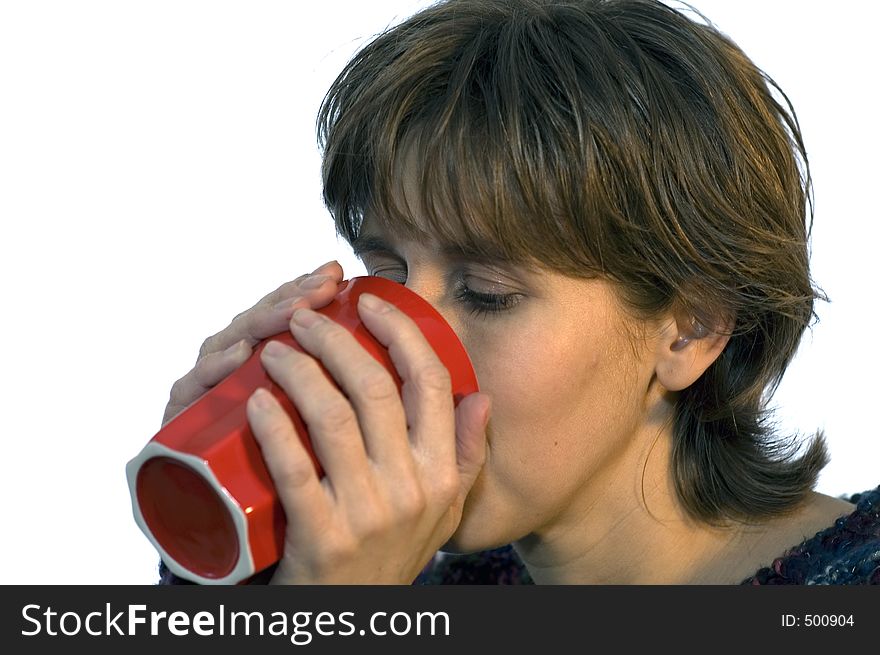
[
  {"xmin": 246, "ymin": 387, "xmax": 331, "ymax": 538},
  {"xmin": 287, "ymin": 307, "xmax": 411, "ymax": 475},
  {"xmin": 259, "ymin": 339, "xmax": 373, "ymax": 504},
  {"xmin": 263, "ymin": 259, "xmax": 343, "ymax": 306},
  {"xmin": 197, "ymin": 260, "xmax": 345, "ymax": 361},
  {"xmin": 354, "ymin": 293, "xmax": 456, "ymax": 467},
  {"xmin": 452, "ymin": 392, "xmax": 491, "ymax": 493},
  {"xmin": 163, "ymin": 338, "xmax": 253, "ymax": 426}
]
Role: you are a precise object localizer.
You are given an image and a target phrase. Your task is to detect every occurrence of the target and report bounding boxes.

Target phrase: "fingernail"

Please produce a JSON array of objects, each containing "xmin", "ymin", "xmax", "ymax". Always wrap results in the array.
[
  {"xmin": 251, "ymin": 388, "xmax": 273, "ymax": 410},
  {"xmin": 300, "ymin": 274, "xmax": 331, "ymax": 289},
  {"xmin": 311, "ymin": 259, "xmax": 339, "ymax": 275},
  {"xmin": 273, "ymin": 295, "xmax": 304, "ymax": 313},
  {"xmin": 358, "ymin": 293, "xmax": 392, "ymax": 314},
  {"xmin": 291, "ymin": 307, "xmax": 324, "ymax": 329},
  {"xmin": 223, "ymin": 339, "xmax": 245, "ymax": 356},
  {"xmin": 263, "ymin": 340, "xmax": 288, "ymax": 357}
]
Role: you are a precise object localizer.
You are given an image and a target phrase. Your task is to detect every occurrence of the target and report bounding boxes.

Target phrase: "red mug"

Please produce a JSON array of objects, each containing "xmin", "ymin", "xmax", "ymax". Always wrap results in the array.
[{"xmin": 127, "ymin": 276, "xmax": 478, "ymax": 584}]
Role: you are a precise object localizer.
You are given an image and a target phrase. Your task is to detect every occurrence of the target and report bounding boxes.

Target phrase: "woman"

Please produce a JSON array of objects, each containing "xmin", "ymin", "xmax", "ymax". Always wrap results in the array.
[{"xmin": 159, "ymin": 0, "xmax": 879, "ymax": 585}]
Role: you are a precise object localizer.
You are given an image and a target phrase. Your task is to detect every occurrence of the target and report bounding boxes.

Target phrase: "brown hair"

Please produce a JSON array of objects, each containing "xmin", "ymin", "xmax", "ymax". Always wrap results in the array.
[{"xmin": 317, "ymin": 0, "xmax": 828, "ymax": 526}]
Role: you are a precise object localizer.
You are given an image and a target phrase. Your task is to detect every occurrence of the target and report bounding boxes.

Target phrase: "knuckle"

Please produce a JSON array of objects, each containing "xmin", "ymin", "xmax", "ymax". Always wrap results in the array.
[
  {"xmin": 246, "ymin": 305, "xmax": 274, "ymax": 335},
  {"xmin": 394, "ymin": 484, "xmax": 427, "ymax": 520},
  {"xmin": 433, "ymin": 469, "xmax": 460, "ymax": 503},
  {"xmin": 167, "ymin": 377, "xmax": 188, "ymax": 405},
  {"xmin": 230, "ymin": 309, "xmax": 255, "ymax": 336},
  {"xmin": 284, "ymin": 358, "xmax": 313, "ymax": 382},
  {"xmin": 263, "ymin": 418, "xmax": 293, "ymax": 445},
  {"xmin": 229, "ymin": 307, "xmax": 249, "ymax": 325},
  {"xmin": 280, "ymin": 277, "xmax": 306, "ymax": 294},
  {"xmin": 317, "ymin": 399, "xmax": 357, "ymax": 433},
  {"xmin": 284, "ymin": 351, "xmax": 315, "ymax": 372},
  {"xmin": 197, "ymin": 336, "xmax": 215, "ymax": 361},
  {"xmin": 231, "ymin": 310, "xmax": 266, "ymax": 345},
  {"xmin": 271, "ymin": 357, "xmax": 316, "ymax": 392},
  {"xmin": 358, "ymin": 367, "xmax": 398, "ymax": 403},
  {"xmin": 414, "ymin": 364, "xmax": 452, "ymax": 393},
  {"xmin": 274, "ymin": 461, "xmax": 314, "ymax": 492},
  {"xmin": 316, "ymin": 323, "xmax": 347, "ymax": 348},
  {"xmin": 200, "ymin": 310, "xmax": 256, "ymax": 363},
  {"xmin": 191, "ymin": 354, "xmax": 217, "ymax": 387},
  {"xmin": 197, "ymin": 329, "xmax": 233, "ymax": 360},
  {"xmin": 274, "ymin": 351, "xmax": 317, "ymax": 381}
]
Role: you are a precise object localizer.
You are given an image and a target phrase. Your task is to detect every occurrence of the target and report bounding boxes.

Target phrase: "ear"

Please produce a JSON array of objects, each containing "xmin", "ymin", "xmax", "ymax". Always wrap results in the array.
[{"xmin": 653, "ymin": 311, "xmax": 734, "ymax": 392}]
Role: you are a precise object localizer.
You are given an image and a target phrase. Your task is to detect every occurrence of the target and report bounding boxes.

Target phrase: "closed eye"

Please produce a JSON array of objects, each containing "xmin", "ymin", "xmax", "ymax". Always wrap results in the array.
[
  {"xmin": 366, "ymin": 265, "xmax": 522, "ymax": 318},
  {"xmin": 452, "ymin": 280, "xmax": 522, "ymax": 317}
]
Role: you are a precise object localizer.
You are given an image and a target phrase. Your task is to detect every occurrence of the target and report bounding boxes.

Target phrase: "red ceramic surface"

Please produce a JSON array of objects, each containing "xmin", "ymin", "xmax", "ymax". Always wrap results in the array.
[{"xmin": 127, "ymin": 276, "xmax": 479, "ymax": 584}]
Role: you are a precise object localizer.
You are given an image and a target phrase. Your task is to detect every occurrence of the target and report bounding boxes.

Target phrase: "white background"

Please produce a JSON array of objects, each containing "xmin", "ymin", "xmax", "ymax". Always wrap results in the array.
[{"xmin": 0, "ymin": 1, "xmax": 876, "ymax": 584}]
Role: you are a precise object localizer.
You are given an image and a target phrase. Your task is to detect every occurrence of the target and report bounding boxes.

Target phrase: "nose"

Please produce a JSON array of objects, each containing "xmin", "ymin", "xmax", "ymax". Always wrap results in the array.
[{"xmin": 403, "ymin": 274, "xmax": 443, "ymax": 313}]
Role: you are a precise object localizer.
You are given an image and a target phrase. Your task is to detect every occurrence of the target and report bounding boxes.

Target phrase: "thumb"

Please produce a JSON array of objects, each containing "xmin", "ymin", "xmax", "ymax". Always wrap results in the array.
[{"xmin": 453, "ymin": 392, "xmax": 491, "ymax": 492}]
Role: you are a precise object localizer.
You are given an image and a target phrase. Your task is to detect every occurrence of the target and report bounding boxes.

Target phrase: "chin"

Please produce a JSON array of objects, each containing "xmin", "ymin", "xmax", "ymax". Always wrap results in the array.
[
  {"xmin": 440, "ymin": 531, "xmax": 520, "ymax": 555},
  {"xmin": 438, "ymin": 535, "xmax": 489, "ymax": 555},
  {"xmin": 439, "ymin": 504, "xmax": 521, "ymax": 555},
  {"xmin": 439, "ymin": 461, "xmax": 530, "ymax": 553}
]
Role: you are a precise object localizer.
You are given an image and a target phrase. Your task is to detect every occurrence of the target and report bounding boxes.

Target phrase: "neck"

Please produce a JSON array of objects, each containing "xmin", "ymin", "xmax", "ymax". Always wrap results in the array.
[{"xmin": 511, "ymin": 398, "xmax": 809, "ymax": 585}]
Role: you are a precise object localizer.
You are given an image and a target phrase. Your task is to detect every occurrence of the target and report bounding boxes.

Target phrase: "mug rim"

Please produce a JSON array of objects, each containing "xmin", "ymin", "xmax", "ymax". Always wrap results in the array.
[{"xmin": 126, "ymin": 442, "xmax": 256, "ymax": 585}]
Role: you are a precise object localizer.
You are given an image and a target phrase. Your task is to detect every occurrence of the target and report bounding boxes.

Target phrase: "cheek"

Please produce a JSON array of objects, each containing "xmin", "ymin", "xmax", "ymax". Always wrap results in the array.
[
  {"xmin": 465, "ymin": 315, "xmax": 642, "ymax": 501},
  {"xmin": 467, "ymin": 314, "xmax": 608, "ymax": 432},
  {"xmin": 466, "ymin": 318, "xmax": 608, "ymax": 474},
  {"xmin": 447, "ymin": 320, "xmax": 619, "ymax": 549},
  {"xmin": 483, "ymin": 340, "xmax": 589, "ymax": 432}
]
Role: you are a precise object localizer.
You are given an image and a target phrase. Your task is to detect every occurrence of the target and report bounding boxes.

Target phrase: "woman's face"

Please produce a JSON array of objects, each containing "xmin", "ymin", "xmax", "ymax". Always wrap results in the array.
[{"xmin": 354, "ymin": 218, "xmax": 667, "ymax": 554}]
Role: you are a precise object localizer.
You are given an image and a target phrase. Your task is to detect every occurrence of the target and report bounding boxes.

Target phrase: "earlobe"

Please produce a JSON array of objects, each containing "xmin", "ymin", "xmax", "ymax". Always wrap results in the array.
[{"xmin": 655, "ymin": 315, "xmax": 733, "ymax": 392}]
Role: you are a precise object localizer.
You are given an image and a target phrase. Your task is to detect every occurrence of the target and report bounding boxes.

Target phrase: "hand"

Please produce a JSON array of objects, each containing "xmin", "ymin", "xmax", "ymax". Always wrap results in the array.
[
  {"xmin": 161, "ymin": 260, "xmax": 344, "ymax": 427},
  {"xmin": 246, "ymin": 292, "xmax": 492, "ymax": 584}
]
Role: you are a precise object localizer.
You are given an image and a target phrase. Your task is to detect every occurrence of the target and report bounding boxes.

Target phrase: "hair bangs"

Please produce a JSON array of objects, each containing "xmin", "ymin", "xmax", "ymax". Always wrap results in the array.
[{"xmin": 319, "ymin": 4, "xmax": 614, "ymax": 276}]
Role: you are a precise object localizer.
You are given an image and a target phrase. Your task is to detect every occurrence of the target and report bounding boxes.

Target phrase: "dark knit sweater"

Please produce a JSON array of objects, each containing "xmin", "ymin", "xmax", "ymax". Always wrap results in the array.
[{"xmin": 158, "ymin": 486, "xmax": 880, "ymax": 585}]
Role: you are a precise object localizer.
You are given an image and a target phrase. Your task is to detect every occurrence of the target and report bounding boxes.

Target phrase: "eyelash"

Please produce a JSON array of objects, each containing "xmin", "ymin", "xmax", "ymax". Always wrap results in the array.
[
  {"xmin": 452, "ymin": 280, "xmax": 521, "ymax": 318},
  {"xmin": 368, "ymin": 269, "xmax": 521, "ymax": 317}
]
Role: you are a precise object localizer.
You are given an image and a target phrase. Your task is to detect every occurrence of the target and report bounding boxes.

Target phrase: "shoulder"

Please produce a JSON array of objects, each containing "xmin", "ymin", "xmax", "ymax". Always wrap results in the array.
[
  {"xmin": 741, "ymin": 485, "xmax": 880, "ymax": 585},
  {"xmin": 414, "ymin": 544, "xmax": 534, "ymax": 585}
]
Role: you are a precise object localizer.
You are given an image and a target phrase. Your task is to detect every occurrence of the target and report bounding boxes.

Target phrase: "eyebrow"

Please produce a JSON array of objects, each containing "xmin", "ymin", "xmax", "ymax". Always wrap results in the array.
[{"xmin": 350, "ymin": 234, "xmax": 517, "ymax": 267}]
